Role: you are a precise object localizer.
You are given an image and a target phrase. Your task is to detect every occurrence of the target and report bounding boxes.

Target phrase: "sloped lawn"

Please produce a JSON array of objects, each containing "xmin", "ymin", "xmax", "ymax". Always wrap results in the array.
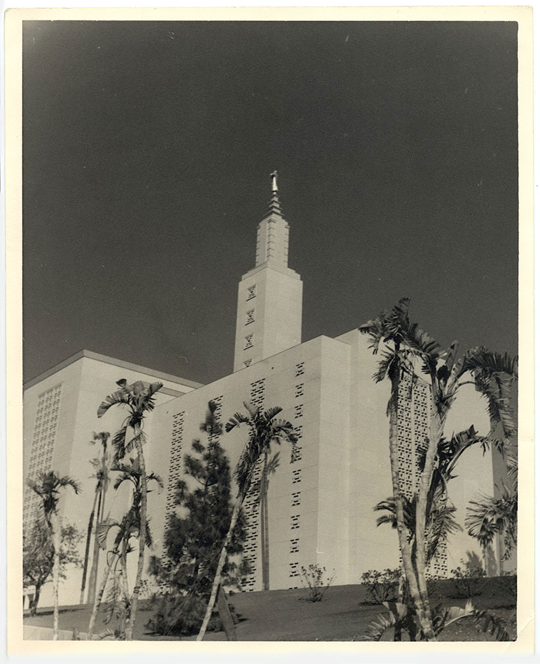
[{"xmin": 23, "ymin": 577, "xmax": 516, "ymax": 641}]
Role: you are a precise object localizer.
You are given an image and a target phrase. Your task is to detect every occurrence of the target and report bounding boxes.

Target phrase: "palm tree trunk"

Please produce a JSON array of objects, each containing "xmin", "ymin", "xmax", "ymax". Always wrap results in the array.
[
  {"xmin": 387, "ymin": 374, "xmax": 434, "ymax": 640},
  {"xmin": 52, "ymin": 513, "xmax": 61, "ymax": 640},
  {"xmin": 87, "ymin": 488, "xmax": 103, "ymax": 605},
  {"xmin": 119, "ymin": 543, "xmax": 130, "ymax": 637},
  {"xmin": 80, "ymin": 489, "xmax": 99, "ymax": 604},
  {"xmin": 197, "ymin": 494, "xmax": 244, "ymax": 641},
  {"xmin": 87, "ymin": 549, "xmax": 118, "ymax": 640},
  {"xmin": 125, "ymin": 424, "xmax": 147, "ymax": 641},
  {"xmin": 414, "ymin": 399, "xmax": 444, "ymax": 642}
]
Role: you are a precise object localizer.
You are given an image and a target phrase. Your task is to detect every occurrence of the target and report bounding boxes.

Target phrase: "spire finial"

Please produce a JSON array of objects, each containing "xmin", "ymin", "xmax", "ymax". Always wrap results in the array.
[{"xmin": 270, "ymin": 170, "xmax": 278, "ymax": 192}]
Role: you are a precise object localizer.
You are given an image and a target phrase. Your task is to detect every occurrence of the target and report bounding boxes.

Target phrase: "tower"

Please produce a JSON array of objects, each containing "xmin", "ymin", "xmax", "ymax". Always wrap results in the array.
[{"xmin": 233, "ymin": 173, "xmax": 303, "ymax": 371}]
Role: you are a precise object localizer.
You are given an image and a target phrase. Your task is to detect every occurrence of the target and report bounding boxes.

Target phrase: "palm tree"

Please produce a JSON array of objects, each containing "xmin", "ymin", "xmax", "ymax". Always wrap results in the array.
[
  {"xmin": 466, "ymin": 451, "xmax": 517, "ymax": 563},
  {"xmin": 86, "ymin": 457, "xmax": 162, "ymax": 640},
  {"xmin": 96, "ymin": 378, "xmax": 163, "ymax": 640},
  {"xmin": 26, "ymin": 471, "xmax": 80, "ymax": 639},
  {"xmin": 81, "ymin": 432, "xmax": 111, "ymax": 605},
  {"xmin": 197, "ymin": 402, "xmax": 297, "ymax": 641},
  {"xmin": 360, "ymin": 298, "xmax": 517, "ymax": 640}
]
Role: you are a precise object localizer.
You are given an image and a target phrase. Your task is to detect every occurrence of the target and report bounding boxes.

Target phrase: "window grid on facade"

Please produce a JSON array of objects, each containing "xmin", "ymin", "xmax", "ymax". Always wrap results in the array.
[
  {"xmin": 292, "ymin": 469, "xmax": 302, "ymax": 485},
  {"xmin": 246, "ymin": 285, "xmax": 256, "ymax": 301},
  {"xmin": 294, "ymin": 404, "xmax": 303, "ymax": 419},
  {"xmin": 24, "ymin": 384, "xmax": 63, "ymax": 531},
  {"xmin": 295, "ymin": 362, "xmax": 305, "ymax": 377},
  {"xmin": 245, "ymin": 309, "xmax": 255, "ymax": 325},
  {"xmin": 295, "ymin": 384, "xmax": 304, "ymax": 398},
  {"xmin": 291, "ymin": 515, "xmax": 300, "ymax": 530},
  {"xmin": 290, "ymin": 538, "xmax": 300, "ymax": 554},
  {"xmin": 244, "ymin": 334, "xmax": 254, "ymax": 350},
  {"xmin": 291, "ymin": 491, "xmax": 301, "ymax": 508},
  {"xmin": 243, "ymin": 359, "xmax": 252, "ymax": 368}
]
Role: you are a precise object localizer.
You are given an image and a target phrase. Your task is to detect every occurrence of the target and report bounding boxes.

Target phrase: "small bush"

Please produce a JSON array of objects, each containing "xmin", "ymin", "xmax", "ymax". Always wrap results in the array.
[
  {"xmin": 299, "ymin": 564, "xmax": 335, "ymax": 602},
  {"xmin": 450, "ymin": 559, "xmax": 486, "ymax": 599},
  {"xmin": 146, "ymin": 593, "xmax": 237, "ymax": 636},
  {"xmin": 360, "ymin": 568, "xmax": 401, "ymax": 605}
]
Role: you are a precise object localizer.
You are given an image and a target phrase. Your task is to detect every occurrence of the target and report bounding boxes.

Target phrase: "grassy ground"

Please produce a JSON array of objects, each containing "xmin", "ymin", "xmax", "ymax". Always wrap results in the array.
[{"xmin": 24, "ymin": 577, "xmax": 517, "ymax": 641}]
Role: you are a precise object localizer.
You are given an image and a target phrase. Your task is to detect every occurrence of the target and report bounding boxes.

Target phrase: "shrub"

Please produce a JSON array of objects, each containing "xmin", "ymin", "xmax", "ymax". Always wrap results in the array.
[
  {"xmin": 450, "ymin": 559, "xmax": 486, "ymax": 599},
  {"xmin": 299, "ymin": 564, "xmax": 335, "ymax": 602},
  {"xmin": 146, "ymin": 593, "xmax": 238, "ymax": 636},
  {"xmin": 360, "ymin": 568, "xmax": 401, "ymax": 605},
  {"xmin": 496, "ymin": 571, "xmax": 517, "ymax": 607}
]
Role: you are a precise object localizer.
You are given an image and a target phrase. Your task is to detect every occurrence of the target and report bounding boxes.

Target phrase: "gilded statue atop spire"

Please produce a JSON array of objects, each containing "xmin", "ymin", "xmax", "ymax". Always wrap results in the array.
[{"xmin": 270, "ymin": 170, "xmax": 278, "ymax": 192}]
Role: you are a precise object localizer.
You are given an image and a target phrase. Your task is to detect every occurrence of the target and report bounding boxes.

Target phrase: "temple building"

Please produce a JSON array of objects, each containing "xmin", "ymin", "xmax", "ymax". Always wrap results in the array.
[{"xmin": 23, "ymin": 174, "xmax": 506, "ymax": 607}]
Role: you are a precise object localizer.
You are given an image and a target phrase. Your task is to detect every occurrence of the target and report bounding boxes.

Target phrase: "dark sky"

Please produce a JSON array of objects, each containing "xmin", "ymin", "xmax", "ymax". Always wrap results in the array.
[{"xmin": 23, "ymin": 21, "xmax": 518, "ymax": 386}]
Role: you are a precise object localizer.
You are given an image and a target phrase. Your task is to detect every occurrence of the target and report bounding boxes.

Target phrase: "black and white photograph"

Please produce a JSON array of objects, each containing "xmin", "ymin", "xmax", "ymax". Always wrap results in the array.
[{"xmin": 7, "ymin": 6, "xmax": 533, "ymax": 651}]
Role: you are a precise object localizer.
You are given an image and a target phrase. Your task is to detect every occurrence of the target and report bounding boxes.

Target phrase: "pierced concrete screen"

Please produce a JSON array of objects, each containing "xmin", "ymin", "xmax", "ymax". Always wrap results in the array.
[{"xmin": 24, "ymin": 384, "xmax": 63, "ymax": 531}]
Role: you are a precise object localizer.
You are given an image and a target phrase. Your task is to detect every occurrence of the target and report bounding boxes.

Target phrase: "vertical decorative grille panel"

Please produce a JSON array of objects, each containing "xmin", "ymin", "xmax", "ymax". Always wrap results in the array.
[
  {"xmin": 250, "ymin": 378, "xmax": 266, "ymax": 408},
  {"xmin": 240, "ymin": 379, "xmax": 267, "ymax": 591},
  {"xmin": 289, "ymin": 561, "xmax": 300, "ymax": 578},
  {"xmin": 397, "ymin": 377, "xmax": 446, "ymax": 577},
  {"xmin": 24, "ymin": 384, "xmax": 63, "ymax": 531},
  {"xmin": 209, "ymin": 396, "xmax": 223, "ymax": 442},
  {"xmin": 164, "ymin": 412, "xmax": 185, "ymax": 529},
  {"xmin": 158, "ymin": 411, "xmax": 186, "ymax": 591}
]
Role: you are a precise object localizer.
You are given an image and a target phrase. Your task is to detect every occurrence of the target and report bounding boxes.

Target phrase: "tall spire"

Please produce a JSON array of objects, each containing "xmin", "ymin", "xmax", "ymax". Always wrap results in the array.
[
  {"xmin": 233, "ymin": 171, "xmax": 303, "ymax": 372},
  {"xmin": 263, "ymin": 170, "xmax": 283, "ymax": 220}
]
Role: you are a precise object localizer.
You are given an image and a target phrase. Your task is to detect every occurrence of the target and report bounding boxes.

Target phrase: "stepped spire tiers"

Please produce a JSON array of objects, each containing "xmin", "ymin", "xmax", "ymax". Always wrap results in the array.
[
  {"xmin": 233, "ymin": 173, "xmax": 303, "ymax": 372},
  {"xmin": 256, "ymin": 172, "xmax": 289, "ymax": 268}
]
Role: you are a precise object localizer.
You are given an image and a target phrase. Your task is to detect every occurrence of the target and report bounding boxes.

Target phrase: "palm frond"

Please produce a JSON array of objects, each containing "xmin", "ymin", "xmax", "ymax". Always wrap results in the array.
[
  {"xmin": 374, "ymin": 496, "xmax": 415, "ymax": 534},
  {"xmin": 225, "ymin": 412, "xmax": 251, "ymax": 432},
  {"xmin": 263, "ymin": 406, "xmax": 283, "ymax": 423},
  {"xmin": 124, "ymin": 430, "xmax": 147, "ymax": 457},
  {"xmin": 363, "ymin": 610, "xmax": 397, "ymax": 641},
  {"xmin": 466, "ymin": 488, "xmax": 517, "ymax": 557},
  {"xmin": 96, "ymin": 518, "xmax": 120, "ymax": 550},
  {"xmin": 426, "ymin": 502, "xmax": 461, "ymax": 562},
  {"xmin": 472, "ymin": 609, "xmax": 511, "ymax": 641},
  {"xmin": 104, "ymin": 570, "xmax": 126, "ymax": 625},
  {"xmin": 243, "ymin": 401, "xmax": 260, "ymax": 419},
  {"xmin": 97, "ymin": 388, "xmax": 130, "ymax": 418},
  {"xmin": 112, "ymin": 424, "xmax": 129, "ymax": 462},
  {"xmin": 145, "ymin": 381, "xmax": 163, "ymax": 400}
]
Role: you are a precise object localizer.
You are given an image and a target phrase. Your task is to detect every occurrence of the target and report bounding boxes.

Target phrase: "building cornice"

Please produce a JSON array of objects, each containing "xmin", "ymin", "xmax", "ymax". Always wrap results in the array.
[{"xmin": 23, "ymin": 349, "xmax": 204, "ymax": 392}]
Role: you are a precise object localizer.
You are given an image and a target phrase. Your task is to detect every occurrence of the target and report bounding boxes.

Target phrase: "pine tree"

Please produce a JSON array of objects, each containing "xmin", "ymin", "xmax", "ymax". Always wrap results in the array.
[{"xmin": 148, "ymin": 402, "xmax": 248, "ymax": 636}]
